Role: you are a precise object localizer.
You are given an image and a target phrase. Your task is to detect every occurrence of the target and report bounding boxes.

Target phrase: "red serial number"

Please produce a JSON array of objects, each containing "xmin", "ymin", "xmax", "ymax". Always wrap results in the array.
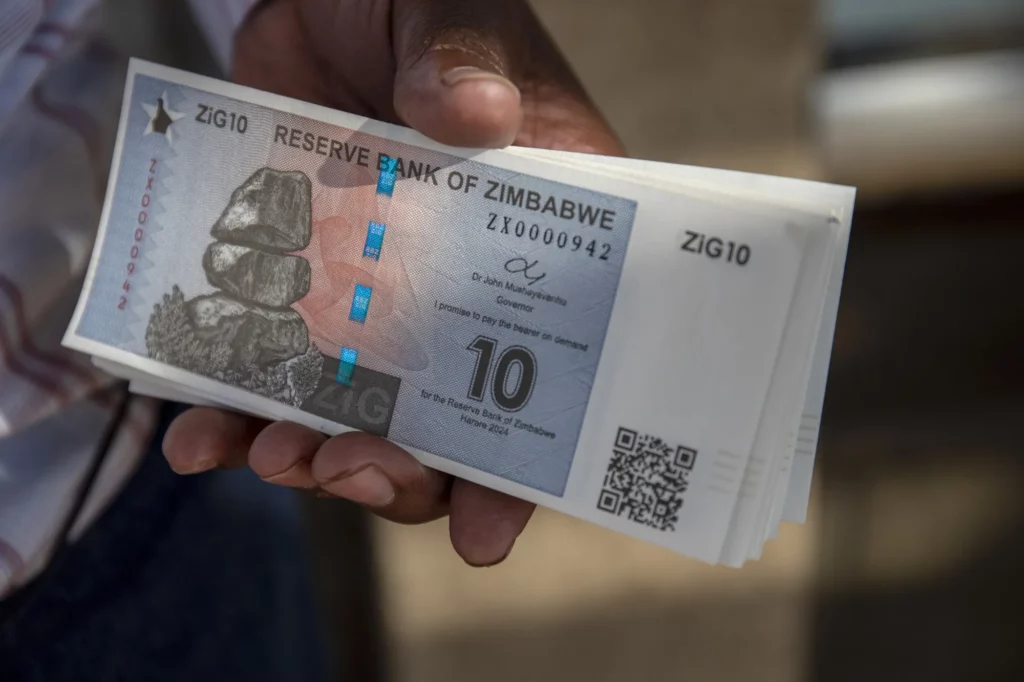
[{"xmin": 119, "ymin": 157, "xmax": 157, "ymax": 310}]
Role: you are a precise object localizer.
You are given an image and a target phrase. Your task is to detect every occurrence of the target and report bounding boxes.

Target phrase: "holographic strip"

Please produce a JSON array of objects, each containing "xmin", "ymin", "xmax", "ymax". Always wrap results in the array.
[
  {"xmin": 363, "ymin": 220, "xmax": 386, "ymax": 260},
  {"xmin": 336, "ymin": 347, "xmax": 358, "ymax": 385},
  {"xmin": 349, "ymin": 283, "xmax": 372, "ymax": 323}
]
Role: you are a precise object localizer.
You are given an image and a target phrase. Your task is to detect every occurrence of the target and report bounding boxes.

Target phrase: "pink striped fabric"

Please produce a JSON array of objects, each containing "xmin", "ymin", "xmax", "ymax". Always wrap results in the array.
[
  {"xmin": 0, "ymin": 0, "xmax": 258, "ymax": 598},
  {"xmin": 0, "ymin": 1, "xmax": 43, "ymax": 72}
]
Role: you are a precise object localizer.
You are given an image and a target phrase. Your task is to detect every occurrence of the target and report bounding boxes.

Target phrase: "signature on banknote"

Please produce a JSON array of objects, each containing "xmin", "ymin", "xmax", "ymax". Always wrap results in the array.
[{"xmin": 504, "ymin": 257, "xmax": 546, "ymax": 286}]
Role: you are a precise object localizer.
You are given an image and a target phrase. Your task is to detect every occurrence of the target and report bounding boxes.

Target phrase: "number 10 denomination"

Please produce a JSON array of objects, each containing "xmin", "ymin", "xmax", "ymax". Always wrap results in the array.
[{"xmin": 466, "ymin": 336, "xmax": 537, "ymax": 412}]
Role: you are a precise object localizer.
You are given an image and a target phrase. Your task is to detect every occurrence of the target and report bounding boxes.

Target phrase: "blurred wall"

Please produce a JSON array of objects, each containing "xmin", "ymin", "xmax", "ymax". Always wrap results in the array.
[{"xmin": 530, "ymin": 0, "xmax": 821, "ymax": 178}]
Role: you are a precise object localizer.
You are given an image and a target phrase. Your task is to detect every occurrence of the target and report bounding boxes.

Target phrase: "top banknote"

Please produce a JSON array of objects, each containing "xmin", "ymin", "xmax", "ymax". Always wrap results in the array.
[{"xmin": 66, "ymin": 60, "xmax": 853, "ymax": 565}]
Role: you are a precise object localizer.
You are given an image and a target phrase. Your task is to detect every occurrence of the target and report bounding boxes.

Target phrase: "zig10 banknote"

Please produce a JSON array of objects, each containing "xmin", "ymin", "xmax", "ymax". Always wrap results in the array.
[{"xmin": 65, "ymin": 59, "xmax": 855, "ymax": 566}]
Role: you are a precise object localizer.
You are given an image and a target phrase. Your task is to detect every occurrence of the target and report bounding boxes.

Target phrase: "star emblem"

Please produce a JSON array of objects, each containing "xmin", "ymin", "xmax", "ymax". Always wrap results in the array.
[{"xmin": 141, "ymin": 91, "xmax": 184, "ymax": 144}]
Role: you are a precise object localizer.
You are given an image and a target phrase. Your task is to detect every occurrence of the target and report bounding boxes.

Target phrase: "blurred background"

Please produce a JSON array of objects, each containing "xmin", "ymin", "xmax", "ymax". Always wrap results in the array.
[{"xmin": 106, "ymin": 1, "xmax": 1024, "ymax": 680}]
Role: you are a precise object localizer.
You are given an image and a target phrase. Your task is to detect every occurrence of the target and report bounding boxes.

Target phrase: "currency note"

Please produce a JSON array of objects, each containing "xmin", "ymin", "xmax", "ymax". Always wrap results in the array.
[{"xmin": 65, "ymin": 60, "xmax": 845, "ymax": 564}]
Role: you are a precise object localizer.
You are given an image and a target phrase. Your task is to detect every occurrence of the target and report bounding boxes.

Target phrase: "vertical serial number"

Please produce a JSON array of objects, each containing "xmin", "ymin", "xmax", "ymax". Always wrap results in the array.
[
  {"xmin": 119, "ymin": 158, "xmax": 157, "ymax": 310},
  {"xmin": 196, "ymin": 103, "xmax": 248, "ymax": 134}
]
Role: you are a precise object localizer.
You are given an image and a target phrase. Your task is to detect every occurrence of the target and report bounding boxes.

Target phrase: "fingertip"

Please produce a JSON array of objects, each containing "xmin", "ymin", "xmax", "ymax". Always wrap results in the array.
[
  {"xmin": 248, "ymin": 421, "xmax": 326, "ymax": 487},
  {"xmin": 311, "ymin": 432, "xmax": 450, "ymax": 523},
  {"xmin": 319, "ymin": 463, "xmax": 397, "ymax": 509},
  {"xmin": 162, "ymin": 408, "xmax": 216, "ymax": 474},
  {"xmin": 449, "ymin": 481, "xmax": 535, "ymax": 567},
  {"xmin": 395, "ymin": 60, "xmax": 522, "ymax": 149},
  {"xmin": 438, "ymin": 68, "xmax": 523, "ymax": 147},
  {"xmin": 310, "ymin": 431, "xmax": 406, "ymax": 483},
  {"xmin": 162, "ymin": 408, "xmax": 264, "ymax": 474}
]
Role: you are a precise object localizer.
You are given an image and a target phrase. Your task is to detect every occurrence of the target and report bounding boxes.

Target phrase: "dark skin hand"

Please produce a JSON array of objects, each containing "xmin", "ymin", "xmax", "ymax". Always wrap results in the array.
[{"xmin": 162, "ymin": 0, "xmax": 625, "ymax": 567}]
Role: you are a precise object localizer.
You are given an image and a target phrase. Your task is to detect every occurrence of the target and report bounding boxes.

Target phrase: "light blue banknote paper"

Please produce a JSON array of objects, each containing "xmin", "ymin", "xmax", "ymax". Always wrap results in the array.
[{"xmin": 73, "ymin": 72, "xmax": 637, "ymax": 496}]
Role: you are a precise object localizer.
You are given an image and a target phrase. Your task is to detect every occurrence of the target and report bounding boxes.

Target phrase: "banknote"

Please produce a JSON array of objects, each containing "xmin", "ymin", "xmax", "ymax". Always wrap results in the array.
[
  {"xmin": 510, "ymin": 147, "xmax": 855, "ymax": 562},
  {"xmin": 65, "ymin": 60, "xmax": 853, "ymax": 565},
  {"xmin": 512, "ymin": 148, "xmax": 856, "ymax": 527}
]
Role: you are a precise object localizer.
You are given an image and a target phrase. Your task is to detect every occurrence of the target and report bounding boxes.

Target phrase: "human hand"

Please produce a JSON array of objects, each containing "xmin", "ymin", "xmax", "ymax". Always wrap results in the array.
[{"xmin": 163, "ymin": 0, "xmax": 624, "ymax": 567}]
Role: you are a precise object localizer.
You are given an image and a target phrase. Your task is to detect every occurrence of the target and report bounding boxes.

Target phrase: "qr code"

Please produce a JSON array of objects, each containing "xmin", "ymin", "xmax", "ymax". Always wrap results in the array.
[{"xmin": 596, "ymin": 427, "xmax": 697, "ymax": 532}]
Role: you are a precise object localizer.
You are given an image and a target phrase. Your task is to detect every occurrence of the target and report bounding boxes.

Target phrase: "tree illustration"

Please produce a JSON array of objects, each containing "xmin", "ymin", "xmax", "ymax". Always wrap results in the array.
[
  {"xmin": 146, "ymin": 285, "xmax": 232, "ymax": 377},
  {"xmin": 285, "ymin": 345, "xmax": 324, "ymax": 407}
]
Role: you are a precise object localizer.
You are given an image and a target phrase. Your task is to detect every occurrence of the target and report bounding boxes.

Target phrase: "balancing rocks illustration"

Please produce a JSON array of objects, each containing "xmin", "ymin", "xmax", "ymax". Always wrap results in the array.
[{"xmin": 146, "ymin": 167, "xmax": 324, "ymax": 407}]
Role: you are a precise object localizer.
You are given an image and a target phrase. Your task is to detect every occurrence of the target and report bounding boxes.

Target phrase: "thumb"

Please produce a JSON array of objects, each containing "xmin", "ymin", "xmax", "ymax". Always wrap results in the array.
[{"xmin": 391, "ymin": 0, "xmax": 526, "ymax": 149}]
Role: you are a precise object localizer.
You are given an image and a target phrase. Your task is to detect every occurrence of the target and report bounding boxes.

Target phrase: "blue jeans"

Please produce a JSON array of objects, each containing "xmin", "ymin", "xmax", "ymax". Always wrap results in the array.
[{"xmin": 0, "ymin": 403, "xmax": 332, "ymax": 681}]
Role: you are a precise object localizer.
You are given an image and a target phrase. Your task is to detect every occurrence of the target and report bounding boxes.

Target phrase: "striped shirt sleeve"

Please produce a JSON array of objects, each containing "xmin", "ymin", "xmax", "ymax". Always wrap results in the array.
[
  {"xmin": 0, "ymin": 0, "xmax": 43, "ymax": 77},
  {"xmin": 186, "ymin": 0, "xmax": 262, "ymax": 75}
]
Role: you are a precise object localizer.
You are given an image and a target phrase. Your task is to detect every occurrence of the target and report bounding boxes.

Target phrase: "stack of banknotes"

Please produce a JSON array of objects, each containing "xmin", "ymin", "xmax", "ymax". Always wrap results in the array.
[{"xmin": 64, "ymin": 59, "xmax": 856, "ymax": 567}]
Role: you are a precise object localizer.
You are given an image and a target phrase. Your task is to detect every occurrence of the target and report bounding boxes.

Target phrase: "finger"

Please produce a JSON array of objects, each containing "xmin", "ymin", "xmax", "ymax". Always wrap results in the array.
[
  {"xmin": 392, "ymin": 0, "xmax": 523, "ymax": 148},
  {"xmin": 311, "ymin": 431, "xmax": 451, "ymax": 523},
  {"xmin": 248, "ymin": 421, "xmax": 327, "ymax": 488},
  {"xmin": 391, "ymin": 0, "xmax": 623, "ymax": 154},
  {"xmin": 162, "ymin": 407, "xmax": 268, "ymax": 474},
  {"xmin": 449, "ymin": 479, "xmax": 535, "ymax": 567}
]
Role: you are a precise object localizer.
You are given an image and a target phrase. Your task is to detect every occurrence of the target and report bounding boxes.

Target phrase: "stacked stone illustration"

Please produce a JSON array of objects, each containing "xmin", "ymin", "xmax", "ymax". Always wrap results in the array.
[
  {"xmin": 146, "ymin": 167, "xmax": 323, "ymax": 407},
  {"xmin": 192, "ymin": 167, "xmax": 313, "ymax": 369}
]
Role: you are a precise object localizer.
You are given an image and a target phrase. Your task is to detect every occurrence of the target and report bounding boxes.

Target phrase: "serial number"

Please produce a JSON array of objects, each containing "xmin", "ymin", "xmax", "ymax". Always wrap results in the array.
[
  {"xmin": 681, "ymin": 230, "xmax": 750, "ymax": 266},
  {"xmin": 119, "ymin": 158, "xmax": 157, "ymax": 310},
  {"xmin": 196, "ymin": 103, "xmax": 248, "ymax": 134},
  {"xmin": 486, "ymin": 212, "xmax": 611, "ymax": 261}
]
